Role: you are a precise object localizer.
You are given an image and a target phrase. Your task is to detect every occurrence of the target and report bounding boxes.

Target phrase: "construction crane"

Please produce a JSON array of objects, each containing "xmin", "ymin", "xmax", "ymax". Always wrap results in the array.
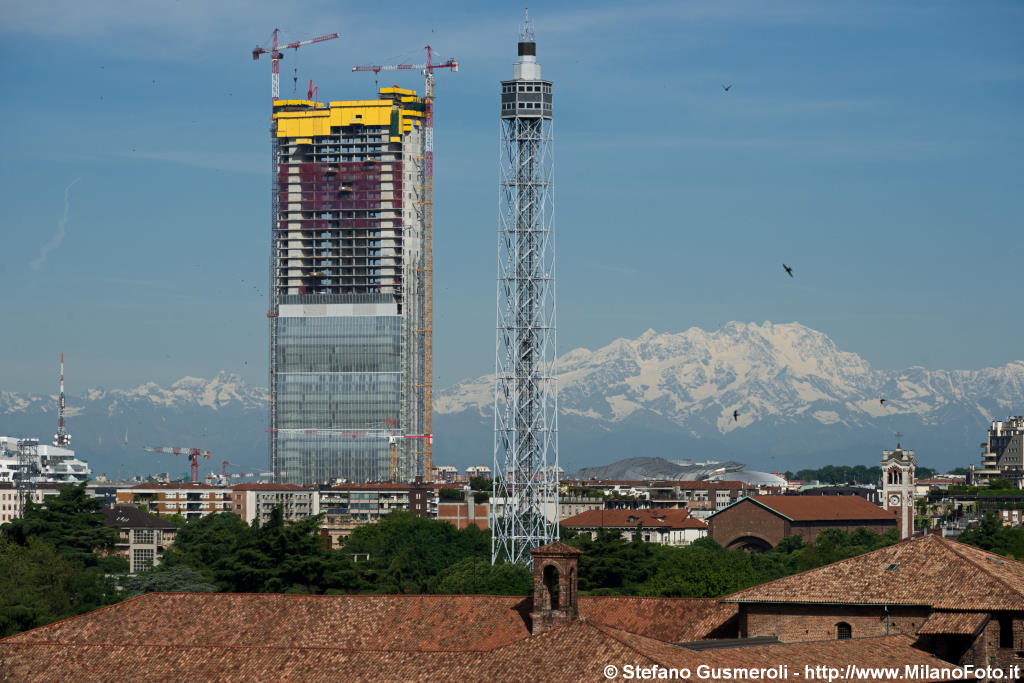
[
  {"xmin": 144, "ymin": 446, "xmax": 211, "ymax": 484},
  {"xmin": 252, "ymin": 28, "xmax": 339, "ymax": 100},
  {"xmin": 352, "ymin": 46, "xmax": 457, "ymax": 482},
  {"xmin": 209, "ymin": 462, "xmax": 280, "ymax": 486}
]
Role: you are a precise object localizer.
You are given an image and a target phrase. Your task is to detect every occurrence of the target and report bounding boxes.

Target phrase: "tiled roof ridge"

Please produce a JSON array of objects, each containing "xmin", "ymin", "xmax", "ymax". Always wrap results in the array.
[
  {"xmin": 582, "ymin": 622, "xmax": 687, "ymax": 668},
  {"xmin": 721, "ymin": 537, "xmax": 925, "ymax": 603},
  {"xmin": 0, "ymin": 593, "xmax": 154, "ymax": 643},
  {"xmin": 936, "ymin": 537, "xmax": 1024, "ymax": 601}
]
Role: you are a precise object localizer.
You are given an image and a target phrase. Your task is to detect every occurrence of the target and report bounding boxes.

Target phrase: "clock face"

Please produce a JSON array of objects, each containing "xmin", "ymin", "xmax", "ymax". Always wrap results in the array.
[{"xmin": 889, "ymin": 494, "xmax": 901, "ymax": 506}]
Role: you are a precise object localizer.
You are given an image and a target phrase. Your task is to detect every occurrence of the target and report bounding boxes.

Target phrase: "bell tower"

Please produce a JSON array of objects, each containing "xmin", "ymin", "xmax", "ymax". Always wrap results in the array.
[
  {"xmin": 529, "ymin": 542, "xmax": 582, "ymax": 635},
  {"xmin": 881, "ymin": 443, "xmax": 916, "ymax": 539}
]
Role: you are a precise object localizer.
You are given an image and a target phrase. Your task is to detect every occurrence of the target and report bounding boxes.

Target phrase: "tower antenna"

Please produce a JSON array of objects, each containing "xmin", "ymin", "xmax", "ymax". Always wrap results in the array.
[{"xmin": 54, "ymin": 353, "xmax": 71, "ymax": 447}]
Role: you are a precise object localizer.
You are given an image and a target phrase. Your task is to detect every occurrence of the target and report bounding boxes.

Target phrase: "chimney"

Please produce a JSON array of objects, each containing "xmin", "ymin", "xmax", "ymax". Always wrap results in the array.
[{"xmin": 529, "ymin": 542, "xmax": 583, "ymax": 635}]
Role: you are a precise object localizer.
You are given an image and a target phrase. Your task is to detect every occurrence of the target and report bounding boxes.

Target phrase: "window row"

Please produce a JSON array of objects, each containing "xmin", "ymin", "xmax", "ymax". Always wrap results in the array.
[{"xmin": 501, "ymin": 84, "xmax": 551, "ymax": 94}]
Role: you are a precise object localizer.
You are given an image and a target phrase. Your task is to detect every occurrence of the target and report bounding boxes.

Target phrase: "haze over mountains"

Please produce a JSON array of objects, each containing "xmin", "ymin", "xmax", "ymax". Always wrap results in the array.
[{"xmin": 3, "ymin": 322, "xmax": 1022, "ymax": 477}]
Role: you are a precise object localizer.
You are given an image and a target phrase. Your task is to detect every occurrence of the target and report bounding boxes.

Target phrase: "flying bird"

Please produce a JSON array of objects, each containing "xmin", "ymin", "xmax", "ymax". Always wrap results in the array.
[
  {"xmin": 783, "ymin": 264, "xmax": 794, "ymax": 277},
  {"xmin": 880, "ymin": 398, "xmax": 887, "ymax": 406},
  {"xmin": 722, "ymin": 84, "xmax": 732, "ymax": 91},
  {"xmin": 733, "ymin": 410, "xmax": 740, "ymax": 422}
]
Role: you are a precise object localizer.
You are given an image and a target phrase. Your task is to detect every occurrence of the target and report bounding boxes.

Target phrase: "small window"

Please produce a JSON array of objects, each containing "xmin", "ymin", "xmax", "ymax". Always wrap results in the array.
[
  {"xmin": 837, "ymin": 622, "xmax": 852, "ymax": 640},
  {"xmin": 999, "ymin": 616, "xmax": 1014, "ymax": 648},
  {"xmin": 886, "ymin": 563, "xmax": 899, "ymax": 571}
]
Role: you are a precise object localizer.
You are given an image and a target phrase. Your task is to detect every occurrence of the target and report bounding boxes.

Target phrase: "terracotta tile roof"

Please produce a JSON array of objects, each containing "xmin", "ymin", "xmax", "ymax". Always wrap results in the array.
[
  {"xmin": 596, "ymin": 625, "xmax": 954, "ymax": 682},
  {"xmin": 561, "ymin": 508, "xmax": 707, "ymax": 530},
  {"xmin": 530, "ymin": 540, "xmax": 584, "ymax": 556},
  {"xmin": 917, "ymin": 611, "xmax": 990, "ymax": 636},
  {"xmin": 723, "ymin": 535, "xmax": 1024, "ymax": 610},
  {"xmin": 3, "ymin": 593, "xmax": 532, "ymax": 652},
  {"xmin": 102, "ymin": 505, "xmax": 178, "ymax": 530},
  {"xmin": 0, "ymin": 613, "xmax": 956, "ymax": 682},
  {"xmin": 740, "ymin": 495, "xmax": 897, "ymax": 522},
  {"xmin": 579, "ymin": 597, "xmax": 737, "ymax": 641}
]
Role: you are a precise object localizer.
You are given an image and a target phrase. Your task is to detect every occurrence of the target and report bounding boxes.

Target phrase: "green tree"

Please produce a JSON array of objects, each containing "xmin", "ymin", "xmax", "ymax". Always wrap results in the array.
[
  {"xmin": 2, "ymin": 483, "xmax": 125, "ymax": 572},
  {"xmin": 428, "ymin": 557, "xmax": 532, "ymax": 595},
  {"xmin": 469, "ymin": 476, "xmax": 492, "ymax": 492},
  {"xmin": 0, "ymin": 536, "xmax": 118, "ymax": 637},
  {"xmin": 120, "ymin": 565, "xmax": 219, "ymax": 598},
  {"xmin": 344, "ymin": 510, "xmax": 490, "ymax": 593},
  {"xmin": 162, "ymin": 508, "xmax": 363, "ymax": 594}
]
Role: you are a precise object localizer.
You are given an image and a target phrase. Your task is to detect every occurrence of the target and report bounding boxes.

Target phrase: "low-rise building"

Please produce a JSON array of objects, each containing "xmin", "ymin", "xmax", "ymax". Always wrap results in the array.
[
  {"xmin": 465, "ymin": 465, "xmax": 492, "ymax": 479},
  {"xmin": 318, "ymin": 483, "xmax": 434, "ymax": 546},
  {"xmin": 436, "ymin": 487, "xmax": 489, "ymax": 530},
  {"xmin": 561, "ymin": 508, "xmax": 707, "ymax": 546},
  {"xmin": 645, "ymin": 480, "xmax": 759, "ymax": 518},
  {"xmin": 116, "ymin": 483, "xmax": 233, "ymax": 521},
  {"xmin": 229, "ymin": 484, "xmax": 318, "ymax": 525},
  {"xmin": 102, "ymin": 504, "xmax": 178, "ymax": 573},
  {"xmin": 557, "ymin": 495, "xmax": 604, "ymax": 520},
  {"xmin": 0, "ymin": 483, "xmax": 66, "ymax": 524},
  {"xmin": 707, "ymin": 495, "xmax": 898, "ymax": 550},
  {"xmin": 431, "ymin": 465, "xmax": 459, "ymax": 483}
]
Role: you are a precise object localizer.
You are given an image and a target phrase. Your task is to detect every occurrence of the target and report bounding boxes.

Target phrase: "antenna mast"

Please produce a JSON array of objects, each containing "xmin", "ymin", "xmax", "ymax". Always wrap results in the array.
[{"xmin": 54, "ymin": 353, "xmax": 71, "ymax": 447}]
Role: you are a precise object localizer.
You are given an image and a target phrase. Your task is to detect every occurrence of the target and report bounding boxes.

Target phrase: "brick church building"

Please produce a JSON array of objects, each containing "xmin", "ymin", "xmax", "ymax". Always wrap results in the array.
[{"xmin": 724, "ymin": 534, "xmax": 1024, "ymax": 676}]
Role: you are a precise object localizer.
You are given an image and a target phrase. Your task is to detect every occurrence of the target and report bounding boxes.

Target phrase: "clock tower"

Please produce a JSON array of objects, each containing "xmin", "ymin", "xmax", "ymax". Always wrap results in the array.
[{"xmin": 881, "ymin": 444, "xmax": 916, "ymax": 539}]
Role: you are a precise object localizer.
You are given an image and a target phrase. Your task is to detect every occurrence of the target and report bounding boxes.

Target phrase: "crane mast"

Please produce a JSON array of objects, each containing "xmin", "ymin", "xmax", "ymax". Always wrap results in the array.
[{"xmin": 352, "ymin": 46, "xmax": 457, "ymax": 483}]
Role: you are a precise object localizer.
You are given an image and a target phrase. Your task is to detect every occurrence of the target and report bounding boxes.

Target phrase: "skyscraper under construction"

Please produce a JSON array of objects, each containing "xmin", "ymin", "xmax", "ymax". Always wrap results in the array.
[{"xmin": 268, "ymin": 88, "xmax": 431, "ymax": 484}]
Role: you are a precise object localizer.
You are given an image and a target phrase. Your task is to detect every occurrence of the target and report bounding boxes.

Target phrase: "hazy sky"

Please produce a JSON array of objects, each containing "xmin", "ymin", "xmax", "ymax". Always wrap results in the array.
[{"xmin": 1, "ymin": 0, "xmax": 1021, "ymax": 395}]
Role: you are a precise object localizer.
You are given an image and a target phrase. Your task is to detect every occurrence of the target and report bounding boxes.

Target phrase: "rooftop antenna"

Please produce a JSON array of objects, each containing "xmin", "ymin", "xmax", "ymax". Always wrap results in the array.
[
  {"xmin": 520, "ymin": 6, "xmax": 534, "ymax": 41},
  {"xmin": 53, "ymin": 353, "xmax": 71, "ymax": 447}
]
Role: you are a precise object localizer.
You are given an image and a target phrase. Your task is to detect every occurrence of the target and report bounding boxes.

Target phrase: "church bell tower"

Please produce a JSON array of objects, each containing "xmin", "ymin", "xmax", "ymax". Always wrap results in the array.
[{"xmin": 881, "ymin": 444, "xmax": 916, "ymax": 539}]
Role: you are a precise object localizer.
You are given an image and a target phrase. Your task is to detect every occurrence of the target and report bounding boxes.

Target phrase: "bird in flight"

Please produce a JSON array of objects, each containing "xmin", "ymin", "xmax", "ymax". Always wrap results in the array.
[
  {"xmin": 733, "ymin": 410, "xmax": 740, "ymax": 422},
  {"xmin": 879, "ymin": 398, "xmax": 887, "ymax": 406},
  {"xmin": 722, "ymin": 84, "xmax": 732, "ymax": 92},
  {"xmin": 783, "ymin": 264, "xmax": 794, "ymax": 277}
]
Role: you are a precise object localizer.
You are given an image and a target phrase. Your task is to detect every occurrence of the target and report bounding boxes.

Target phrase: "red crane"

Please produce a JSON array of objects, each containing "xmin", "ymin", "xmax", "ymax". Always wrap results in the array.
[
  {"xmin": 352, "ymin": 46, "xmax": 457, "ymax": 482},
  {"xmin": 252, "ymin": 29, "xmax": 339, "ymax": 101},
  {"xmin": 144, "ymin": 446, "xmax": 211, "ymax": 484}
]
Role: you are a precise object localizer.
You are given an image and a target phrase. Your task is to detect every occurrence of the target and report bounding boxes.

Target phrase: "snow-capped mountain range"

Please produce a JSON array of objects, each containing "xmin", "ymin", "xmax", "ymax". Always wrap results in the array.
[
  {"xmin": 3, "ymin": 322, "xmax": 1022, "ymax": 475},
  {"xmin": 435, "ymin": 321, "xmax": 1024, "ymax": 472}
]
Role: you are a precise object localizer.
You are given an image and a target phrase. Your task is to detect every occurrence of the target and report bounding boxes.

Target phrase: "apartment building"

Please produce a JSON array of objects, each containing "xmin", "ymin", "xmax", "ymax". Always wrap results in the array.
[
  {"xmin": 116, "ymin": 483, "xmax": 233, "ymax": 520},
  {"xmin": 229, "ymin": 484, "xmax": 319, "ymax": 525}
]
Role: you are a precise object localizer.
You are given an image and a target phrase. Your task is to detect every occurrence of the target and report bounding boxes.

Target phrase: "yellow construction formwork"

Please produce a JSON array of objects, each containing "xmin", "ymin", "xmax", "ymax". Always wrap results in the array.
[{"xmin": 274, "ymin": 97, "xmax": 425, "ymax": 139}]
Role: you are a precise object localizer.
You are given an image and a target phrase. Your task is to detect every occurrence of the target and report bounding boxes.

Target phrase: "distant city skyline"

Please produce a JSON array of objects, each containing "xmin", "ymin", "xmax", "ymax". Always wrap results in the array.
[{"xmin": 2, "ymin": 0, "xmax": 1022, "ymax": 394}]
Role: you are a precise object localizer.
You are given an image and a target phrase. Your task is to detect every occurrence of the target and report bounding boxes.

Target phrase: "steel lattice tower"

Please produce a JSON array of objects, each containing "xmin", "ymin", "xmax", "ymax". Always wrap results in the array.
[{"xmin": 492, "ymin": 11, "xmax": 558, "ymax": 566}]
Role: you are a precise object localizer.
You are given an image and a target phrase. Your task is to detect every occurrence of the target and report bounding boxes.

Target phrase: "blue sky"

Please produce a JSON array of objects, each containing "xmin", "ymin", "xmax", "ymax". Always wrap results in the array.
[{"xmin": 1, "ymin": 0, "xmax": 1021, "ymax": 394}]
